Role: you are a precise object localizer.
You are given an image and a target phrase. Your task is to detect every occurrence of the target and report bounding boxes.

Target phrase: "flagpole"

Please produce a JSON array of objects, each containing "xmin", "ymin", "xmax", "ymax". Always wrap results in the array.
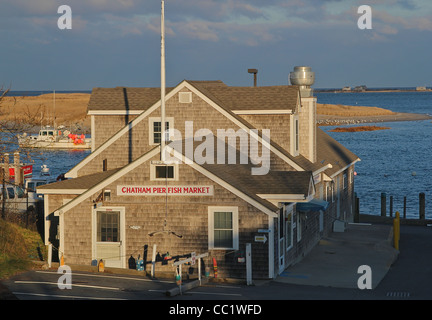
[{"xmin": 160, "ymin": 0, "xmax": 166, "ymax": 161}]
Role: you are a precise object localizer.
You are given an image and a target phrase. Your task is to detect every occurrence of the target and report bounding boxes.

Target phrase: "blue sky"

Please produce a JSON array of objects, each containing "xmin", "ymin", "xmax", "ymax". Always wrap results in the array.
[{"xmin": 1, "ymin": 0, "xmax": 432, "ymax": 90}]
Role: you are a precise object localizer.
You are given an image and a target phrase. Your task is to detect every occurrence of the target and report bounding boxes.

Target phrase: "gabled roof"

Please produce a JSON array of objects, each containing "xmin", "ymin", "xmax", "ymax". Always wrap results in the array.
[
  {"xmin": 188, "ymin": 81, "xmax": 299, "ymax": 113},
  {"xmin": 88, "ymin": 87, "xmax": 174, "ymax": 112},
  {"xmin": 316, "ymin": 128, "xmax": 360, "ymax": 178},
  {"xmin": 37, "ymin": 169, "xmax": 121, "ymax": 193},
  {"xmin": 87, "ymin": 80, "xmax": 299, "ymax": 114}
]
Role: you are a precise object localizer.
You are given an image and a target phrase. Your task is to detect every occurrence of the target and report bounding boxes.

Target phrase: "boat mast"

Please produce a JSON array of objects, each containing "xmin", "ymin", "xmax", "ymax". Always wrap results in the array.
[{"xmin": 53, "ymin": 90, "xmax": 56, "ymax": 134}]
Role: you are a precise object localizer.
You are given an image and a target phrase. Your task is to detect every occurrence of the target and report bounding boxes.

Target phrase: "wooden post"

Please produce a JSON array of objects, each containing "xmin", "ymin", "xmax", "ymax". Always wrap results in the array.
[
  {"xmin": 246, "ymin": 243, "xmax": 252, "ymax": 285},
  {"xmin": 419, "ymin": 192, "xmax": 425, "ymax": 220},
  {"xmin": 390, "ymin": 196, "xmax": 393, "ymax": 218},
  {"xmin": 381, "ymin": 193, "xmax": 386, "ymax": 217},
  {"xmin": 354, "ymin": 196, "xmax": 360, "ymax": 223},
  {"xmin": 151, "ymin": 244, "xmax": 157, "ymax": 278},
  {"xmin": 48, "ymin": 243, "xmax": 52, "ymax": 268},
  {"xmin": 403, "ymin": 196, "xmax": 407, "ymax": 219},
  {"xmin": 393, "ymin": 212, "xmax": 400, "ymax": 250}
]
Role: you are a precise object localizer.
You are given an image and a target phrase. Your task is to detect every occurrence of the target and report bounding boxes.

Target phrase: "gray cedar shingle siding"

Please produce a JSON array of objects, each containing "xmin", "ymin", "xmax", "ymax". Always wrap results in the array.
[{"xmin": 58, "ymin": 154, "xmax": 272, "ymax": 278}]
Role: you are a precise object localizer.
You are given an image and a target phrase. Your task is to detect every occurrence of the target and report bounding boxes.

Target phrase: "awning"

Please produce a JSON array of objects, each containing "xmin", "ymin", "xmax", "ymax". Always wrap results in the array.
[{"xmin": 296, "ymin": 199, "xmax": 329, "ymax": 212}]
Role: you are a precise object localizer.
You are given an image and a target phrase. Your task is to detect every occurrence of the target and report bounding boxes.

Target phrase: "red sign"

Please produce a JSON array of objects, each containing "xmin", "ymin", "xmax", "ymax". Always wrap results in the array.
[{"xmin": 8, "ymin": 165, "xmax": 33, "ymax": 177}]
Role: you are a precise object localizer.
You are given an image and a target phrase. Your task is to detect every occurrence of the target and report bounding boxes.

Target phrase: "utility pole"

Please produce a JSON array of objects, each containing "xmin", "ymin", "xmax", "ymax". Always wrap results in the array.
[{"xmin": 160, "ymin": 0, "xmax": 166, "ymax": 162}]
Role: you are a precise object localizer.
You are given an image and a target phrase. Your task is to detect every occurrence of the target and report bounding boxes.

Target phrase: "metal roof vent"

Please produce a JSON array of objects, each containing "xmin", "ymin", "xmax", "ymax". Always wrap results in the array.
[{"xmin": 289, "ymin": 66, "xmax": 315, "ymax": 97}]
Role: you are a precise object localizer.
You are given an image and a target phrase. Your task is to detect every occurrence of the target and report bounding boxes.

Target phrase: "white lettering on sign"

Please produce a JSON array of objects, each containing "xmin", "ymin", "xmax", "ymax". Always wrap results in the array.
[{"xmin": 117, "ymin": 185, "xmax": 214, "ymax": 196}]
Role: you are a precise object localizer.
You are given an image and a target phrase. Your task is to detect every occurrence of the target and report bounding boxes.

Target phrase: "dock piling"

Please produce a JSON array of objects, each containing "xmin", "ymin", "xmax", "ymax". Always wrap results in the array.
[
  {"xmin": 381, "ymin": 193, "xmax": 386, "ymax": 217},
  {"xmin": 419, "ymin": 192, "xmax": 425, "ymax": 220}
]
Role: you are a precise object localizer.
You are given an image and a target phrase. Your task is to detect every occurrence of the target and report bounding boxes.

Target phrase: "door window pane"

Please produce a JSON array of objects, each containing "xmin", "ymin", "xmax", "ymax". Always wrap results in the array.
[{"xmin": 97, "ymin": 211, "xmax": 120, "ymax": 242}]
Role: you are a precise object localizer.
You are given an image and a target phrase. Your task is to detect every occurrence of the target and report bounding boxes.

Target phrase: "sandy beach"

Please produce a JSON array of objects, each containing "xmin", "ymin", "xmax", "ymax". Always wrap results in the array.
[{"xmin": 0, "ymin": 94, "xmax": 430, "ymax": 131}]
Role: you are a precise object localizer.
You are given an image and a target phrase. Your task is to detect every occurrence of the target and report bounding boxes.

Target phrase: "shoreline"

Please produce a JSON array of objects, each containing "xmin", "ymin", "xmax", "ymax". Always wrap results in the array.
[
  {"xmin": 1, "ymin": 93, "xmax": 431, "ymax": 130},
  {"xmin": 317, "ymin": 112, "xmax": 432, "ymax": 126}
]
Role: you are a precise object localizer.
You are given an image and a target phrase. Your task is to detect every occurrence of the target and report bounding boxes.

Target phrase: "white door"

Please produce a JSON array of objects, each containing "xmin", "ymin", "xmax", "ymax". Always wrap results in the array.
[{"xmin": 93, "ymin": 207, "xmax": 125, "ymax": 268}]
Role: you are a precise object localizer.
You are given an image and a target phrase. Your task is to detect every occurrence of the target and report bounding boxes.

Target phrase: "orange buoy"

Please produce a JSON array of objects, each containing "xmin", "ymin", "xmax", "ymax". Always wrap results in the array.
[
  {"xmin": 98, "ymin": 259, "xmax": 105, "ymax": 272},
  {"xmin": 212, "ymin": 257, "xmax": 218, "ymax": 278}
]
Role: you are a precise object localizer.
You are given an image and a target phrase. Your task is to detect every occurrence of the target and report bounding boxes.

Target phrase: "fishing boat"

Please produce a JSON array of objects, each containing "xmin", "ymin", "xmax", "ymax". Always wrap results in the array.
[{"xmin": 17, "ymin": 125, "xmax": 91, "ymax": 149}]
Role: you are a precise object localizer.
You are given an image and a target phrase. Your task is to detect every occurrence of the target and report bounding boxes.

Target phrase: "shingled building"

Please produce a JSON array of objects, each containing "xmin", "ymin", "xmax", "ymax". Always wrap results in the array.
[{"xmin": 38, "ymin": 71, "xmax": 359, "ymax": 280}]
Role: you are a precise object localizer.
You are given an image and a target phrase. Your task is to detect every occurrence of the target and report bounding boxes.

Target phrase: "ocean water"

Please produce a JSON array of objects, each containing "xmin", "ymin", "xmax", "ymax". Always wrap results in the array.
[
  {"xmin": 317, "ymin": 91, "xmax": 432, "ymax": 218},
  {"xmin": 5, "ymin": 90, "xmax": 432, "ymax": 219}
]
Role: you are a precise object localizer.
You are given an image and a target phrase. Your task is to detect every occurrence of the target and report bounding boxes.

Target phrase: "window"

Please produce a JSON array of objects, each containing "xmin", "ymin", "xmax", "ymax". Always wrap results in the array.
[
  {"xmin": 156, "ymin": 165, "xmax": 174, "ymax": 179},
  {"xmin": 150, "ymin": 163, "xmax": 178, "ymax": 181},
  {"xmin": 7, "ymin": 187, "xmax": 14, "ymax": 199},
  {"xmin": 290, "ymin": 115, "xmax": 300, "ymax": 156},
  {"xmin": 208, "ymin": 207, "xmax": 239, "ymax": 250},
  {"xmin": 27, "ymin": 182, "xmax": 36, "ymax": 192},
  {"xmin": 16, "ymin": 187, "xmax": 25, "ymax": 198},
  {"xmin": 97, "ymin": 211, "xmax": 120, "ymax": 242},
  {"xmin": 153, "ymin": 121, "xmax": 169, "ymax": 144},
  {"xmin": 149, "ymin": 117, "xmax": 174, "ymax": 145},
  {"xmin": 103, "ymin": 190, "xmax": 111, "ymax": 201}
]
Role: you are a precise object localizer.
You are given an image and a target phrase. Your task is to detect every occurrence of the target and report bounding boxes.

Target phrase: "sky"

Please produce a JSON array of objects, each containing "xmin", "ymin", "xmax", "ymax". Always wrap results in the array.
[{"xmin": 1, "ymin": 0, "xmax": 432, "ymax": 90}]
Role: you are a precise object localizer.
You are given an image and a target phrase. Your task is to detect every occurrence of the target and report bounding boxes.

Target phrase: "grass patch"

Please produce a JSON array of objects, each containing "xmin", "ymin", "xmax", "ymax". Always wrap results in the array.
[
  {"xmin": 317, "ymin": 103, "xmax": 395, "ymax": 117},
  {"xmin": 0, "ymin": 218, "xmax": 46, "ymax": 279}
]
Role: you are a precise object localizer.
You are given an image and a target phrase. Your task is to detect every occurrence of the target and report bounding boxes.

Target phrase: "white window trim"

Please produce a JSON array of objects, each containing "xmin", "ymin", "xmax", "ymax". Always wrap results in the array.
[
  {"xmin": 208, "ymin": 206, "xmax": 239, "ymax": 250},
  {"xmin": 149, "ymin": 117, "xmax": 174, "ymax": 146},
  {"xmin": 150, "ymin": 163, "xmax": 179, "ymax": 181}
]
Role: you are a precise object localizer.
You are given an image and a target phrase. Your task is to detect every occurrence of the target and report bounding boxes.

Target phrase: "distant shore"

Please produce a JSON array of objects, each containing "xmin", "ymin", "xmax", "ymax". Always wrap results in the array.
[{"xmin": 0, "ymin": 93, "xmax": 430, "ymax": 132}]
